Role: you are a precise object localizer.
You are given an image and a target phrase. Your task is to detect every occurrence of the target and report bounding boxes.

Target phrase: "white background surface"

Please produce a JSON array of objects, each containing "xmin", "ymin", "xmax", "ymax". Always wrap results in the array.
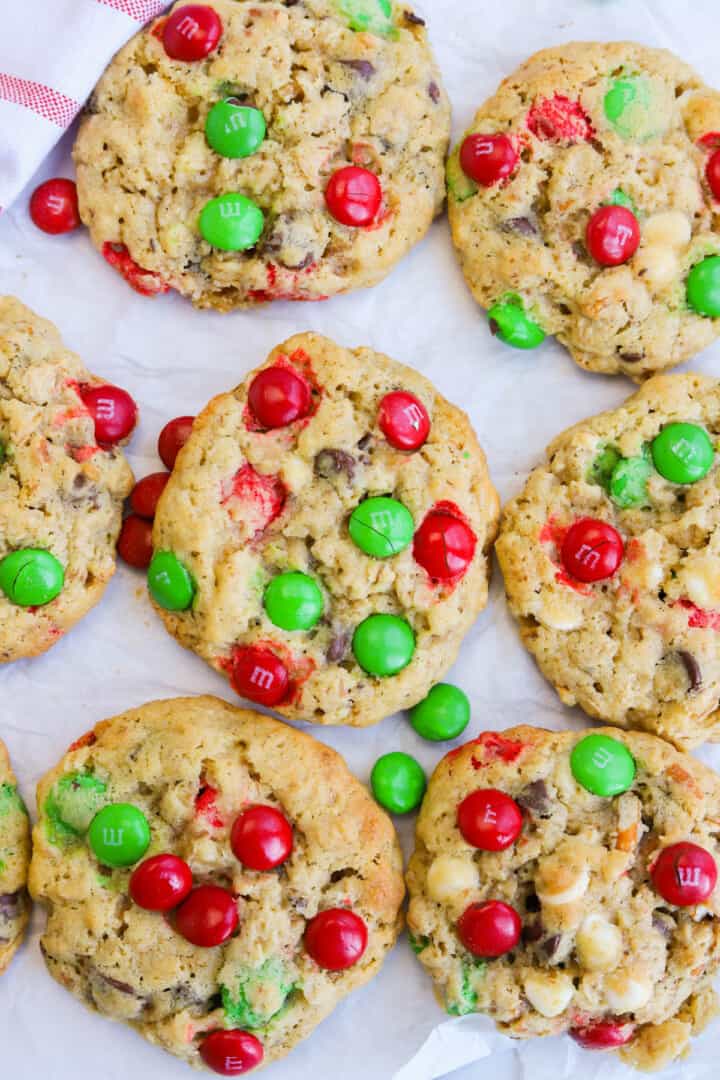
[{"xmin": 1, "ymin": 1, "xmax": 720, "ymax": 1077}]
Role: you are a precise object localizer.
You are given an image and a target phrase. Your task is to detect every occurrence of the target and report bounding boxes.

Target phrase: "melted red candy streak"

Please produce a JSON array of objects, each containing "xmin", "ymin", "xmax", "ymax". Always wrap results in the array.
[
  {"xmin": 67, "ymin": 730, "xmax": 97, "ymax": 752},
  {"xmin": 223, "ymin": 639, "xmax": 316, "ymax": 706},
  {"xmin": 246, "ymin": 262, "xmax": 327, "ymax": 304},
  {"xmin": 538, "ymin": 516, "xmax": 593, "ymax": 596},
  {"xmin": 221, "ymin": 464, "xmax": 287, "ymax": 538},
  {"xmin": 526, "ymin": 94, "xmax": 594, "ymax": 143},
  {"xmin": 444, "ymin": 730, "xmax": 526, "ymax": 766},
  {"xmin": 68, "ymin": 445, "xmax": 102, "ymax": 463},
  {"xmin": 675, "ymin": 598, "xmax": 720, "ymax": 632},
  {"xmin": 102, "ymin": 243, "xmax": 170, "ymax": 296},
  {"xmin": 697, "ymin": 132, "xmax": 720, "ymax": 149},
  {"xmin": 195, "ymin": 784, "xmax": 224, "ymax": 828}
]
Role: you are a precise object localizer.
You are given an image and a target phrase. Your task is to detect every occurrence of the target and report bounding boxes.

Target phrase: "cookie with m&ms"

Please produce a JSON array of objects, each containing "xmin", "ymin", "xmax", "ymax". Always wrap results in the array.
[
  {"xmin": 497, "ymin": 372, "xmax": 720, "ymax": 748},
  {"xmin": 73, "ymin": 0, "xmax": 449, "ymax": 310},
  {"xmin": 406, "ymin": 724, "xmax": 720, "ymax": 1072},
  {"xmin": 0, "ymin": 297, "xmax": 134, "ymax": 662},
  {"xmin": 448, "ymin": 42, "xmax": 720, "ymax": 379},
  {"xmin": 29, "ymin": 696, "xmax": 404, "ymax": 1073},
  {"xmin": 148, "ymin": 332, "xmax": 498, "ymax": 726},
  {"xmin": 0, "ymin": 739, "xmax": 31, "ymax": 975}
]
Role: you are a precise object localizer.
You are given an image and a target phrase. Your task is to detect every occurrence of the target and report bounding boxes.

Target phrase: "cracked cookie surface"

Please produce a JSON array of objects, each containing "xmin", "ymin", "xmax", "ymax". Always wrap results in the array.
[
  {"xmin": 29, "ymin": 695, "xmax": 404, "ymax": 1072},
  {"xmin": 73, "ymin": 0, "xmax": 450, "ymax": 309},
  {"xmin": 0, "ymin": 739, "xmax": 30, "ymax": 975}
]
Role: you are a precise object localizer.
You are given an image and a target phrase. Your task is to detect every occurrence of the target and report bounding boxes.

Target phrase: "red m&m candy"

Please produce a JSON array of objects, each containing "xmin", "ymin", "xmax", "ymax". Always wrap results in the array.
[
  {"xmin": 586, "ymin": 205, "xmax": 640, "ymax": 266},
  {"xmin": 231, "ymin": 805, "xmax": 293, "ymax": 871},
  {"xmin": 174, "ymin": 884, "xmax": 239, "ymax": 947},
  {"xmin": 413, "ymin": 508, "xmax": 476, "ymax": 581},
  {"xmin": 325, "ymin": 166, "xmax": 382, "ymax": 227},
  {"xmin": 158, "ymin": 415, "xmax": 195, "ymax": 469},
  {"xmin": 130, "ymin": 472, "xmax": 170, "ymax": 519},
  {"xmin": 561, "ymin": 518, "xmax": 624, "ymax": 583},
  {"xmin": 459, "ymin": 134, "xmax": 518, "ymax": 187},
  {"xmin": 706, "ymin": 150, "xmax": 720, "ymax": 201},
  {"xmin": 80, "ymin": 384, "xmax": 138, "ymax": 445},
  {"xmin": 457, "ymin": 900, "xmax": 521, "ymax": 957},
  {"xmin": 378, "ymin": 391, "xmax": 430, "ymax": 451},
  {"xmin": 248, "ymin": 366, "xmax": 311, "ymax": 429},
  {"xmin": 200, "ymin": 1030, "xmax": 264, "ymax": 1076},
  {"xmin": 650, "ymin": 842, "xmax": 717, "ymax": 906},
  {"xmin": 29, "ymin": 178, "xmax": 80, "ymax": 235},
  {"xmin": 162, "ymin": 5, "xmax": 222, "ymax": 61},
  {"xmin": 117, "ymin": 514, "xmax": 154, "ymax": 569},
  {"xmin": 231, "ymin": 645, "xmax": 289, "ymax": 707},
  {"xmin": 570, "ymin": 1019, "xmax": 635, "ymax": 1050},
  {"xmin": 130, "ymin": 853, "xmax": 193, "ymax": 911},
  {"xmin": 304, "ymin": 908, "xmax": 368, "ymax": 970},
  {"xmin": 457, "ymin": 789, "xmax": 523, "ymax": 851}
]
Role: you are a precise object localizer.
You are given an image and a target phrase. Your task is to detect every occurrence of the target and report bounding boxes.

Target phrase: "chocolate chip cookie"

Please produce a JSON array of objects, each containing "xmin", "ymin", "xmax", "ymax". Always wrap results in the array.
[{"xmin": 0, "ymin": 739, "xmax": 30, "ymax": 975}]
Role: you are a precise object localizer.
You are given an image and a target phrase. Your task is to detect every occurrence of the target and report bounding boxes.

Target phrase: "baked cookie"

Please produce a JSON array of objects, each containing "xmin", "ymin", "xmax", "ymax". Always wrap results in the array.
[
  {"xmin": 0, "ymin": 297, "xmax": 134, "ymax": 662},
  {"xmin": 29, "ymin": 696, "xmax": 404, "ymax": 1074},
  {"xmin": 497, "ymin": 373, "xmax": 720, "ymax": 749},
  {"xmin": 0, "ymin": 739, "xmax": 31, "ymax": 975},
  {"xmin": 148, "ymin": 332, "xmax": 498, "ymax": 726},
  {"xmin": 73, "ymin": 0, "xmax": 450, "ymax": 309},
  {"xmin": 407, "ymin": 724, "xmax": 720, "ymax": 1071},
  {"xmin": 447, "ymin": 41, "xmax": 720, "ymax": 379}
]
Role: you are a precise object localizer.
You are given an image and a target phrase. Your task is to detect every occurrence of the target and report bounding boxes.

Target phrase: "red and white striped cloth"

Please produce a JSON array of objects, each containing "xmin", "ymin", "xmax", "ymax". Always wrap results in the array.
[{"xmin": 0, "ymin": 0, "xmax": 168, "ymax": 214}]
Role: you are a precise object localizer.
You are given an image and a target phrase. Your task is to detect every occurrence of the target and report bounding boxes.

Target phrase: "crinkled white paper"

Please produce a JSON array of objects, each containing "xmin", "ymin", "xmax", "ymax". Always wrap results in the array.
[{"xmin": 1, "ymin": 1, "xmax": 720, "ymax": 1077}]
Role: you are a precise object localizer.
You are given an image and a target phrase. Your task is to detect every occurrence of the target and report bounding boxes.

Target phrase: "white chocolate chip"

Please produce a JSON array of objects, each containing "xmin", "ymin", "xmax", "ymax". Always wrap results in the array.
[
  {"xmin": 426, "ymin": 856, "xmax": 479, "ymax": 903},
  {"xmin": 524, "ymin": 971, "xmax": 574, "ymax": 1017},
  {"xmin": 605, "ymin": 971, "xmax": 652, "ymax": 1013},
  {"xmin": 678, "ymin": 554, "xmax": 720, "ymax": 610},
  {"xmin": 536, "ymin": 865, "xmax": 590, "ymax": 906},
  {"xmin": 538, "ymin": 590, "xmax": 585, "ymax": 631},
  {"xmin": 575, "ymin": 913, "xmax": 623, "ymax": 972},
  {"xmin": 642, "ymin": 211, "xmax": 692, "ymax": 250},
  {"xmin": 633, "ymin": 245, "xmax": 678, "ymax": 288}
]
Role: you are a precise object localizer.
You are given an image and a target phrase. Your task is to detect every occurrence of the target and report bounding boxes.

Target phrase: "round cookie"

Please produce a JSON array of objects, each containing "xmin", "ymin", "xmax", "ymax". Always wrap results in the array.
[
  {"xmin": 0, "ymin": 739, "xmax": 31, "ymax": 975},
  {"xmin": 149, "ymin": 332, "xmax": 499, "ymax": 726},
  {"xmin": 406, "ymin": 724, "xmax": 720, "ymax": 1071},
  {"xmin": 29, "ymin": 696, "xmax": 404, "ymax": 1073},
  {"xmin": 496, "ymin": 373, "xmax": 720, "ymax": 749},
  {"xmin": 73, "ymin": 0, "xmax": 450, "ymax": 310},
  {"xmin": 448, "ymin": 42, "xmax": 720, "ymax": 379},
  {"xmin": 0, "ymin": 297, "xmax": 134, "ymax": 662}
]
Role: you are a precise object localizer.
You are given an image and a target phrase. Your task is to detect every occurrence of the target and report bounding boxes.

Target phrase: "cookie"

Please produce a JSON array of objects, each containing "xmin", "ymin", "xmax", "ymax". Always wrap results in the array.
[
  {"xmin": 496, "ymin": 373, "xmax": 720, "ymax": 748},
  {"xmin": 29, "ymin": 696, "xmax": 404, "ymax": 1074},
  {"xmin": 0, "ymin": 297, "xmax": 134, "ymax": 662},
  {"xmin": 0, "ymin": 739, "xmax": 31, "ymax": 975},
  {"xmin": 73, "ymin": 0, "xmax": 450, "ymax": 310},
  {"xmin": 148, "ymin": 332, "xmax": 498, "ymax": 726},
  {"xmin": 406, "ymin": 724, "xmax": 720, "ymax": 1071},
  {"xmin": 447, "ymin": 42, "xmax": 720, "ymax": 379}
]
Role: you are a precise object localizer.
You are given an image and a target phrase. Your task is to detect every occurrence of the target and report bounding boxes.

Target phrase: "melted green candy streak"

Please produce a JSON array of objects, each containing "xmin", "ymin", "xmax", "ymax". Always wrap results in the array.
[
  {"xmin": 44, "ymin": 772, "xmax": 107, "ymax": 844},
  {"xmin": 222, "ymin": 958, "xmax": 296, "ymax": 1030},
  {"xmin": 446, "ymin": 959, "xmax": 487, "ymax": 1016},
  {"xmin": 337, "ymin": 0, "xmax": 395, "ymax": 35}
]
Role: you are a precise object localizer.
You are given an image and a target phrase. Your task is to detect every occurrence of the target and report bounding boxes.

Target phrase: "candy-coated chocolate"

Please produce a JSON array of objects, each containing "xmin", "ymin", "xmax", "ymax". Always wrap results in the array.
[
  {"xmin": 147, "ymin": 551, "xmax": 196, "ymax": 611},
  {"xmin": 130, "ymin": 472, "xmax": 170, "ymax": 519},
  {"xmin": 349, "ymin": 496, "xmax": 414, "ymax": 558},
  {"xmin": 370, "ymin": 752, "xmax": 426, "ymax": 813},
  {"xmin": 200, "ymin": 1030, "xmax": 264, "ymax": 1075},
  {"xmin": 162, "ymin": 5, "xmax": 222, "ymax": 61},
  {"xmin": 352, "ymin": 613, "xmax": 415, "ymax": 676},
  {"xmin": 586, "ymin": 205, "xmax": 640, "ymax": 266},
  {"xmin": 205, "ymin": 101, "xmax": 266, "ymax": 159},
  {"xmin": 45, "ymin": 772, "xmax": 107, "ymax": 838},
  {"xmin": 650, "ymin": 841, "xmax": 717, "ymax": 906},
  {"xmin": 247, "ymin": 366, "xmax": 311, "ymax": 429},
  {"xmin": 378, "ymin": 390, "xmax": 430, "ymax": 450},
  {"xmin": 608, "ymin": 188, "xmax": 635, "ymax": 211},
  {"xmin": 609, "ymin": 455, "xmax": 651, "ymax": 508},
  {"xmin": 413, "ymin": 509, "xmax": 476, "ymax": 580},
  {"xmin": 707, "ymin": 150, "xmax": 720, "ymax": 201},
  {"xmin": 459, "ymin": 134, "xmax": 518, "ymax": 187},
  {"xmin": 457, "ymin": 900, "xmax": 521, "ymax": 957},
  {"xmin": 231, "ymin": 645, "xmax": 289, "ymax": 707},
  {"xmin": 570, "ymin": 1020, "xmax": 635, "ymax": 1050},
  {"xmin": 603, "ymin": 76, "xmax": 653, "ymax": 139},
  {"xmin": 199, "ymin": 194, "xmax": 265, "ymax": 251},
  {"xmin": 29, "ymin": 178, "xmax": 80, "ymax": 234},
  {"xmin": 487, "ymin": 297, "xmax": 545, "ymax": 349},
  {"xmin": 304, "ymin": 908, "xmax": 367, "ymax": 970},
  {"xmin": 325, "ymin": 166, "xmax": 382, "ymax": 227},
  {"xmin": 117, "ymin": 514, "xmax": 154, "ymax": 569},
  {"xmin": 457, "ymin": 789, "xmax": 523, "ymax": 850},
  {"xmin": 560, "ymin": 518, "xmax": 624, "ymax": 583},
  {"xmin": 175, "ymin": 884, "xmax": 239, "ymax": 947},
  {"xmin": 158, "ymin": 415, "xmax": 195, "ymax": 469},
  {"xmin": 0, "ymin": 548, "xmax": 64, "ymax": 606},
  {"xmin": 130, "ymin": 853, "xmax": 193, "ymax": 911},
  {"xmin": 410, "ymin": 683, "xmax": 470, "ymax": 741},
  {"xmin": 88, "ymin": 803, "xmax": 151, "ymax": 867},
  {"xmin": 651, "ymin": 422, "xmax": 714, "ymax": 484},
  {"xmin": 80, "ymin": 384, "xmax": 138, "ymax": 445},
  {"xmin": 263, "ymin": 571, "xmax": 323, "ymax": 631},
  {"xmin": 686, "ymin": 256, "xmax": 720, "ymax": 317},
  {"xmin": 570, "ymin": 734, "xmax": 636, "ymax": 797},
  {"xmin": 231, "ymin": 805, "xmax": 293, "ymax": 870},
  {"xmin": 337, "ymin": 0, "xmax": 394, "ymax": 35}
]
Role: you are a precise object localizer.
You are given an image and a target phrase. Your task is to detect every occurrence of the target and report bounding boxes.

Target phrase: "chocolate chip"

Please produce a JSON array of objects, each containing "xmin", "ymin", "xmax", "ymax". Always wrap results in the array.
[
  {"xmin": 541, "ymin": 933, "xmax": 562, "ymax": 958},
  {"xmin": 572, "ymin": 240, "xmax": 588, "ymax": 261},
  {"xmin": 98, "ymin": 973, "xmax": 137, "ymax": 996},
  {"xmin": 404, "ymin": 10, "xmax": 426, "ymax": 24},
  {"xmin": 0, "ymin": 891, "xmax": 21, "ymax": 918},
  {"xmin": 503, "ymin": 216, "xmax": 538, "ymax": 237},
  {"xmin": 314, "ymin": 449, "xmax": 356, "ymax": 481},
  {"xmin": 652, "ymin": 912, "xmax": 674, "ymax": 938},
  {"xmin": 678, "ymin": 650, "xmax": 702, "ymax": 692},
  {"xmin": 357, "ymin": 434, "xmax": 372, "ymax": 451},
  {"xmin": 620, "ymin": 352, "xmax": 644, "ymax": 363},
  {"xmin": 524, "ymin": 892, "xmax": 541, "ymax": 913},
  {"xmin": 428, "ymin": 81, "xmax": 440, "ymax": 103},
  {"xmin": 340, "ymin": 59, "xmax": 376, "ymax": 80},
  {"xmin": 73, "ymin": 474, "xmax": 87, "ymax": 489},
  {"xmin": 522, "ymin": 917, "xmax": 543, "ymax": 943},
  {"xmin": 326, "ymin": 629, "xmax": 350, "ymax": 663},
  {"xmin": 488, "ymin": 318, "xmax": 500, "ymax": 337},
  {"xmin": 516, "ymin": 780, "xmax": 552, "ymax": 817}
]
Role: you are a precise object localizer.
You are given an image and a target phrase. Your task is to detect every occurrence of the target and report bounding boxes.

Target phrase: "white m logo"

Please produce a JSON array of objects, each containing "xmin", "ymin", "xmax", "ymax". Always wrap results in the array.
[
  {"xmin": 591, "ymin": 747, "xmax": 612, "ymax": 770},
  {"xmin": 677, "ymin": 866, "xmax": 702, "ymax": 887},
  {"xmin": 219, "ymin": 202, "xmax": 245, "ymax": 219},
  {"xmin": 176, "ymin": 15, "xmax": 200, "ymax": 38},
  {"xmin": 95, "ymin": 397, "xmax": 115, "ymax": 420},
  {"xmin": 369, "ymin": 510, "xmax": 394, "ymax": 532},
  {"xmin": 403, "ymin": 403, "xmax": 424, "ymax": 431},
  {"xmin": 250, "ymin": 665, "xmax": 274, "ymax": 690},
  {"xmin": 575, "ymin": 543, "xmax": 600, "ymax": 569},
  {"xmin": 102, "ymin": 827, "xmax": 125, "ymax": 847}
]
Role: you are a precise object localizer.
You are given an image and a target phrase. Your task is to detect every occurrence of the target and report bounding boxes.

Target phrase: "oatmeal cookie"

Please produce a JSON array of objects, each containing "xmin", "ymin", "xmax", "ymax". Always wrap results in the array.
[{"xmin": 0, "ymin": 739, "xmax": 30, "ymax": 975}]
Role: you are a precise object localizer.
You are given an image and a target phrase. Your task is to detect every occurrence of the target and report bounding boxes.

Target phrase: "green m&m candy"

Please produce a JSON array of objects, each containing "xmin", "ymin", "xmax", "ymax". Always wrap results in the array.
[
  {"xmin": 651, "ymin": 423, "xmax": 714, "ymax": 484},
  {"xmin": 371, "ymin": 752, "xmax": 426, "ymax": 814},
  {"xmin": 608, "ymin": 188, "xmax": 636, "ymax": 212},
  {"xmin": 687, "ymin": 256, "xmax": 720, "ymax": 318},
  {"xmin": 88, "ymin": 803, "xmax": 150, "ymax": 867},
  {"xmin": 0, "ymin": 548, "xmax": 64, "ymax": 606},
  {"xmin": 338, "ymin": 0, "xmax": 394, "ymax": 35},
  {"xmin": 604, "ymin": 76, "xmax": 653, "ymax": 140},
  {"xmin": 205, "ymin": 101, "xmax": 266, "ymax": 159},
  {"xmin": 348, "ymin": 496, "xmax": 414, "ymax": 559},
  {"xmin": 147, "ymin": 551, "xmax": 195, "ymax": 611},
  {"xmin": 199, "ymin": 193, "xmax": 265, "ymax": 251},
  {"xmin": 352, "ymin": 613, "xmax": 415, "ymax": 676},
  {"xmin": 570, "ymin": 734, "xmax": 636, "ymax": 797},
  {"xmin": 609, "ymin": 454, "xmax": 651, "ymax": 509},
  {"xmin": 45, "ymin": 773, "xmax": 107, "ymax": 839},
  {"xmin": 264, "ymin": 571, "xmax": 323, "ymax": 631},
  {"xmin": 487, "ymin": 296, "xmax": 545, "ymax": 350},
  {"xmin": 410, "ymin": 683, "xmax": 470, "ymax": 741}
]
